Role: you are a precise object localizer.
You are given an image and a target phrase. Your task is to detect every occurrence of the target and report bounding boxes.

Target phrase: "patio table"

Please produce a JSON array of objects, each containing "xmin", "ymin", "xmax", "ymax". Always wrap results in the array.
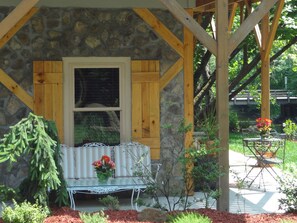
[{"xmin": 242, "ymin": 137, "xmax": 285, "ymax": 190}]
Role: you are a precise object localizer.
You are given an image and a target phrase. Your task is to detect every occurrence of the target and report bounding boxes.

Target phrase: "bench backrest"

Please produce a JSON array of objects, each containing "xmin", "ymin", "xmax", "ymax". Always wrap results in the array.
[
  {"xmin": 61, "ymin": 142, "xmax": 151, "ymax": 179},
  {"xmin": 61, "ymin": 143, "xmax": 112, "ymax": 179},
  {"xmin": 114, "ymin": 142, "xmax": 151, "ymax": 177}
]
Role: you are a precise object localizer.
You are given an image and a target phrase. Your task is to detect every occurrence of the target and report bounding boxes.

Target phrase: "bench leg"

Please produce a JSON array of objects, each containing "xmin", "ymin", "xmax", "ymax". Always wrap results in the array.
[
  {"xmin": 131, "ymin": 188, "xmax": 141, "ymax": 211},
  {"xmin": 68, "ymin": 190, "xmax": 76, "ymax": 210}
]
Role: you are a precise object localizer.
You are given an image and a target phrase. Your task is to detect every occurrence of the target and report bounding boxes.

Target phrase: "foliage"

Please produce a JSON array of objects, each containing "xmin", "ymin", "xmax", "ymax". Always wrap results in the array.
[
  {"xmin": 168, "ymin": 212, "xmax": 212, "ymax": 223},
  {"xmin": 196, "ymin": 109, "xmax": 218, "ymax": 140},
  {"xmin": 188, "ymin": 146, "xmax": 223, "ymax": 208},
  {"xmin": 0, "ymin": 113, "xmax": 68, "ymax": 207},
  {"xmin": 133, "ymin": 119, "xmax": 222, "ymax": 210},
  {"xmin": 0, "ymin": 185, "xmax": 20, "ymax": 202},
  {"xmin": 278, "ymin": 163, "xmax": 297, "ymax": 213},
  {"xmin": 283, "ymin": 119, "xmax": 297, "ymax": 140},
  {"xmin": 99, "ymin": 195, "xmax": 120, "ymax": 210},
  {"xmin": 132, "ymin": 120, "xmax": 198, "ymax": 211},
  {"xmin": 1, "ymin": 200, "xmax": 49, "ymax": 223},
  {"xmin": 229, "ymin": 110, "xmax": 240, "ymax": 132},
  {"xmin": 194, "ymin": 1, "xmax": 297, "ymax": 118},
  {"xmin": 79, "ymin": 211, "xmax": 108, "ymax": 223}
]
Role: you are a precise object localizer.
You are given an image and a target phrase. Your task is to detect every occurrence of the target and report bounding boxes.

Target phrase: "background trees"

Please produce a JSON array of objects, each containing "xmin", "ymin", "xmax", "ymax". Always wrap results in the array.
[{"xmin": 194, "ymin": 0, "xmax": 297, "ymax": 123}]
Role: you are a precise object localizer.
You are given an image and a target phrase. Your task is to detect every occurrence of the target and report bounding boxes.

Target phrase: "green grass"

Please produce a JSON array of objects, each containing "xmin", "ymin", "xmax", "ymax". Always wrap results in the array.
[{"xmin": 229, "ymin": 132, "xmax": 297, "ymax": 166}]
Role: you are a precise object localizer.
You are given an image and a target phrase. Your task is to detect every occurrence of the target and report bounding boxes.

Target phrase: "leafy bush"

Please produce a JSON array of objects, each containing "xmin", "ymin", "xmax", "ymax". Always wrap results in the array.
[
  {"xmin": 283, "ymin": 119, "xmax": 297, "ymax": 140},
  {"xmin": 278, "ymin": 163, "xmax": 297, "ymax": 213},
  {"xmin": 79, "ymin": 211, "xmax": 108, "ymax": 223},
  {"xmin": 0, "ymin": 185, "xmax": 20, "ymax": 202},
  {"xmin": 99, "ymin": 195, "xmax": 120, "ymax": 210},
  {"xmin": 229, "ymin": 110, "xmax": 240, "ymax": 132},
  {"xmin": 1, "ymin": 200, "xmax": 49, "ymax": 223},
  {"xmin": 190, "ymin": 146, "xmax": 223, "ymax": 208},
  {"xmin": 169, "ymin": 212, "xmax": 212, "ymax": 223}
]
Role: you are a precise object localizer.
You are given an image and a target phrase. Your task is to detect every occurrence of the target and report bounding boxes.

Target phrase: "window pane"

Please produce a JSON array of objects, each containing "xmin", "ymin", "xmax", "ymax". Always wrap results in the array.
[
  {"xmin": 75, "ymin": 68, "xmax": 119, "ymax": 108},
  {"xmin": 74, "ymin": 111, "xmax": 120, "ymax": 146}
]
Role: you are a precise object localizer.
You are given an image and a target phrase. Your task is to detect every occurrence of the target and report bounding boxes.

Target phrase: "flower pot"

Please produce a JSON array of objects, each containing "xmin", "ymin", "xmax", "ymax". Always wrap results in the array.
[{"xmin": 96, "ymin": 171, "xmax": 112, "ymax": 183}]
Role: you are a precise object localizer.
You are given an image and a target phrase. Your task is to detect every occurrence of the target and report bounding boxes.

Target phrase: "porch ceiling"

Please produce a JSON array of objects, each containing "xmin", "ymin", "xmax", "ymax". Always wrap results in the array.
[
  {"xmin": 0, "ymin": 0, "xmax": 197, "ymax": 9},
  {"xmin": 195, "ymin": 0, "xmax": 261, "ymax": 12}
]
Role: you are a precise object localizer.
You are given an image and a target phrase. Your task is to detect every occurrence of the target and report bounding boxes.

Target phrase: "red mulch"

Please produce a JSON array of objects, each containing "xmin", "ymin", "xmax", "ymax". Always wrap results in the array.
[{"xmin": 1, "ymin": 206, "xmax": 297, "ymax": 223}]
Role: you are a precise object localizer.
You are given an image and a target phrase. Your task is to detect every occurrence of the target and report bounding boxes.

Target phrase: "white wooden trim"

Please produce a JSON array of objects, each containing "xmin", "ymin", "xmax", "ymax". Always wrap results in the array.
[{"xmin": 62, "ymin": 57, "xmax": 131, "ymax": 146}]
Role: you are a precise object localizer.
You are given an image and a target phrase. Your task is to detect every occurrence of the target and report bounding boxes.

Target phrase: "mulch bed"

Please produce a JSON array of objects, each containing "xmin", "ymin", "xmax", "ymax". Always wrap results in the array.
[{"xmin": 2, "ymin": 206, "xmax": 296, "ymax": 223}]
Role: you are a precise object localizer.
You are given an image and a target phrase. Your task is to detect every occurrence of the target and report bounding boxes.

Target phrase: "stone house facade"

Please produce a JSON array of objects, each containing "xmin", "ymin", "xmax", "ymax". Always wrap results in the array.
[{"xmin": 0, "ymin": 7, "xmax": 186, "ymax": 187}]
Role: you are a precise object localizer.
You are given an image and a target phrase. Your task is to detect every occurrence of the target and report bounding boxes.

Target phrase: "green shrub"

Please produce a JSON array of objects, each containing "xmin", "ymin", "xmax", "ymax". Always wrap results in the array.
[
  {"xmin": 278, "ymin": 163, "xmax": 297, "ymax": 213},
  {"xmin": 99, "ymin": 195, "xmax": 120, "ymax": 210},
  {"xmin": 1, "ymin": 200, "xmax": 49, "ymax": 223},
  {"xmin": 169, "ymin": 212, "xmax": 212, "ymax": 223},
  {"xmin": 283, "ymin": 119, "xmax": 297, "ymax": 140},
  {"xmin": 229, "ymin": 110, "xmax": 240, "ymax": 132},
  {"xmin": 0, "ymin": 185, "xmax": 20, "ymax": 202},
  {"xmin": 79, "ymin": 211, "xmax": 108, "ymax": 223}
]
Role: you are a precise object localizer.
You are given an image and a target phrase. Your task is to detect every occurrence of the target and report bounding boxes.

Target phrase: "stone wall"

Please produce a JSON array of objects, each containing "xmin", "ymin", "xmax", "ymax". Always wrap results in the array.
[{"xmin": 0, "ymin": 7, "xmax": 185, "ymax": 187}]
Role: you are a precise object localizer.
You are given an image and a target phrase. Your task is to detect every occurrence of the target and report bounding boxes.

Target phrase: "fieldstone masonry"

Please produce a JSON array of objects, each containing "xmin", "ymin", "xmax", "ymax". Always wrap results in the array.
[{"xmin": 0, "ymin": 7, "xmax": 185, "ymax": 187}]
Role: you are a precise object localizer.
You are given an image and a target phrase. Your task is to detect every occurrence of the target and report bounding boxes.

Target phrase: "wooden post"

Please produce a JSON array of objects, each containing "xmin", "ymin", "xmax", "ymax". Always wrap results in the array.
[
  {"xmin": 261, "ymin": 14, "xmax": 270, "ymax": 118},
  {"xmin": 184, "ymin": 8, "xmax": 194, "ymax": 194},
  {"xmin": 215, "ymin": 0, "xmax": 229, "ymax": 212}
]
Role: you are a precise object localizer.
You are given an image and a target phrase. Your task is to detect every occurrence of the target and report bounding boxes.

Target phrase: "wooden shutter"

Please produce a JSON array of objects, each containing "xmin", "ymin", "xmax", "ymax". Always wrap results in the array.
[
  {"xmin": 131, "ymin": 60, "xmax": 160, "ymax": 160},
  {"xmin": 33, "ymin": 61, "xmax": 63, "ymax": 141}
]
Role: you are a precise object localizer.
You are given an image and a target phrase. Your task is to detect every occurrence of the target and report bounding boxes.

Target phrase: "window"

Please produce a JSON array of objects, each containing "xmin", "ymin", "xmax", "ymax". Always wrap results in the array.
[{"xmin": 63, "ymin": 57, "xmax": 131, "ymax": 146}]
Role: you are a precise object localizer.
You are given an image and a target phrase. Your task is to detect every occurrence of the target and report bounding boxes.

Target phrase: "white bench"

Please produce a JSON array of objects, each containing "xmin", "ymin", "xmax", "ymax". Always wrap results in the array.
[{"xmin": 61, "ymin": 142, "xmax": 155, "ymax": 210}]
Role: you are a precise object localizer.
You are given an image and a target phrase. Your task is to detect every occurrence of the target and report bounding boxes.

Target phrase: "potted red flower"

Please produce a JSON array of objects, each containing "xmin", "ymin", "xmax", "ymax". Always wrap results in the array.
[
  {"xmin": 256, "ymin": 117, "xmax": 272, "ymax": 139},
  {"xmin": 92, "ymin": 155, "xmax": 115, "ymax": 183}
]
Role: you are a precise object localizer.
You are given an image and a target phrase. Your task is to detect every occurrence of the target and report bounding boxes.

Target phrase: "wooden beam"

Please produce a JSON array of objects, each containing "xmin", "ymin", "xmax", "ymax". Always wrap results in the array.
[
  {"xmin": 211, "ymin": 17, "xmax": 216, "ymax": 39},
  {"xmin": 263, "ymin": 0, "xmax": 285, "ymax": 61},
  {"xmin": 184, "ymin": 8, "xmax": 194, "ymax": 195},
  {"xmin": 158, "ymin": 0, "xmax": 217, "ymax": 56},
  {"xmin": 228, "ymin": 3, "xmax": 238, "ymax": 31},
  {"xmin": 228, "ymin": 0, "xmax": 279, "ymax": 55},
  {"xmin": 215, "ymin": 0, "xmax": 229, "ymax": 212},
  {"xmin": 133, "ymin": 8, "xmax": 184, "ymax": 57},
  {"xmin": 261, "ymin": 14, "xmax": 270, "ymax": 119},
  {"xmin": 0, "ymin": 0, "xmax": 39, "ymax": 40},
  {"xmin": 0, "ymin": 69, "xmax": 33, "ymax": 110},
  {"xmin": 0, "ymin": 7, "xmax": 39, "ymax": 48},
  {"xmin": 194, "ymin": 0, "xmax": 252, "ymax": 13},
  {"xmin": 160, "ymin": 58, "xmax": 183, "ymax": 90},
  {"xmin": 244, "ymin": 0, "xmax": 262, "ymax": 49}
]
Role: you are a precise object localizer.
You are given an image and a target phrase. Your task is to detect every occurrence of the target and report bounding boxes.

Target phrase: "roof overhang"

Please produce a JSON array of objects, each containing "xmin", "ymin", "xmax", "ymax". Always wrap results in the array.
[
  {"xmin": 195, "ymin": 0, "xmax": 261, "ymax": 12},
  {"xmin": 0, "ymin": 0, "xmax": 196, "ymax": 9}
]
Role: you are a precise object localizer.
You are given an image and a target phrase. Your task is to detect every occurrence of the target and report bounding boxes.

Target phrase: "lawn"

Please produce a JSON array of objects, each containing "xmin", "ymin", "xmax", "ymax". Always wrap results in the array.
[{"xmin": 229, "ymin": 132, "xmax": 297, "ymax": 166}]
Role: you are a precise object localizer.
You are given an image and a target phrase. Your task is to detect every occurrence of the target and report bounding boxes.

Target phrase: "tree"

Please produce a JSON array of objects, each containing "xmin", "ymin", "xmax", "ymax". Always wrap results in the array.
[{"xmin": 194, "ymin": 0, "xmax": 297, "ymax": 119}]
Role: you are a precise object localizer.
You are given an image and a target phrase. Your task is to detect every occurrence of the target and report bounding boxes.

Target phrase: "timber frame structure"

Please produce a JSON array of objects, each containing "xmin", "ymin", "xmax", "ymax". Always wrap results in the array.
[{"xmin": 0, "ymin": 0, "xmax": 285, "ymax": 211}]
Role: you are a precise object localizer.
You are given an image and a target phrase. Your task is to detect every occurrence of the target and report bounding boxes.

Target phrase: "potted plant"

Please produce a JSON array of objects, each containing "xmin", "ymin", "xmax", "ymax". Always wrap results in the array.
[
  {"xmin": 92, "ymin": 155, "xmax": 116, "ymax": 183},
  {"xmin": 196, "ymin": 109, "xmax": 219, "ymax": 154},
  {"xmin": 256, "ymin": 117, "xmax": 272, "ymax": 139}
]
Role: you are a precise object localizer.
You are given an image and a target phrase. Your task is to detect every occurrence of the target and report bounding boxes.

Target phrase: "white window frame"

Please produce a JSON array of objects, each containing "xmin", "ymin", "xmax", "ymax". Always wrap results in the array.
[{"xmin": 63, "ymin": 57, "xmax": 131, "ymax": 146}]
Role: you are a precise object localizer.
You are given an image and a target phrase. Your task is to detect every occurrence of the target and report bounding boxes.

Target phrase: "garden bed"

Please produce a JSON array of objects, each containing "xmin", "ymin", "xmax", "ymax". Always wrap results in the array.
[{"xmin": 2, "ymin": 206, "xmax": 296, "ymax": 223}]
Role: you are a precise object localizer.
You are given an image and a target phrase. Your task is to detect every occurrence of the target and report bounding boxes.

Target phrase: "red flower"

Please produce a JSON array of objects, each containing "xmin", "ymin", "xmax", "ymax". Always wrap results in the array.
[
  {"xmin": 256, "ymin": 117, "xmax": 272, "ymax": 134},
  {"xmin": 92, "ymin": 155, "xmax": 115, "ymax": 173},
  {"xmin": 101, "ymin": 155, "xmax": 110, "ymax": 163}
]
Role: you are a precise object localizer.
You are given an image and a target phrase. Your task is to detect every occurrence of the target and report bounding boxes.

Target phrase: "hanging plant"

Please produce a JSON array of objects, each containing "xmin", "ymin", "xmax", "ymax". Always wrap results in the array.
[{"xmin": 0, "ymin": 112, "xmax": 68, "ymax": 207}]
